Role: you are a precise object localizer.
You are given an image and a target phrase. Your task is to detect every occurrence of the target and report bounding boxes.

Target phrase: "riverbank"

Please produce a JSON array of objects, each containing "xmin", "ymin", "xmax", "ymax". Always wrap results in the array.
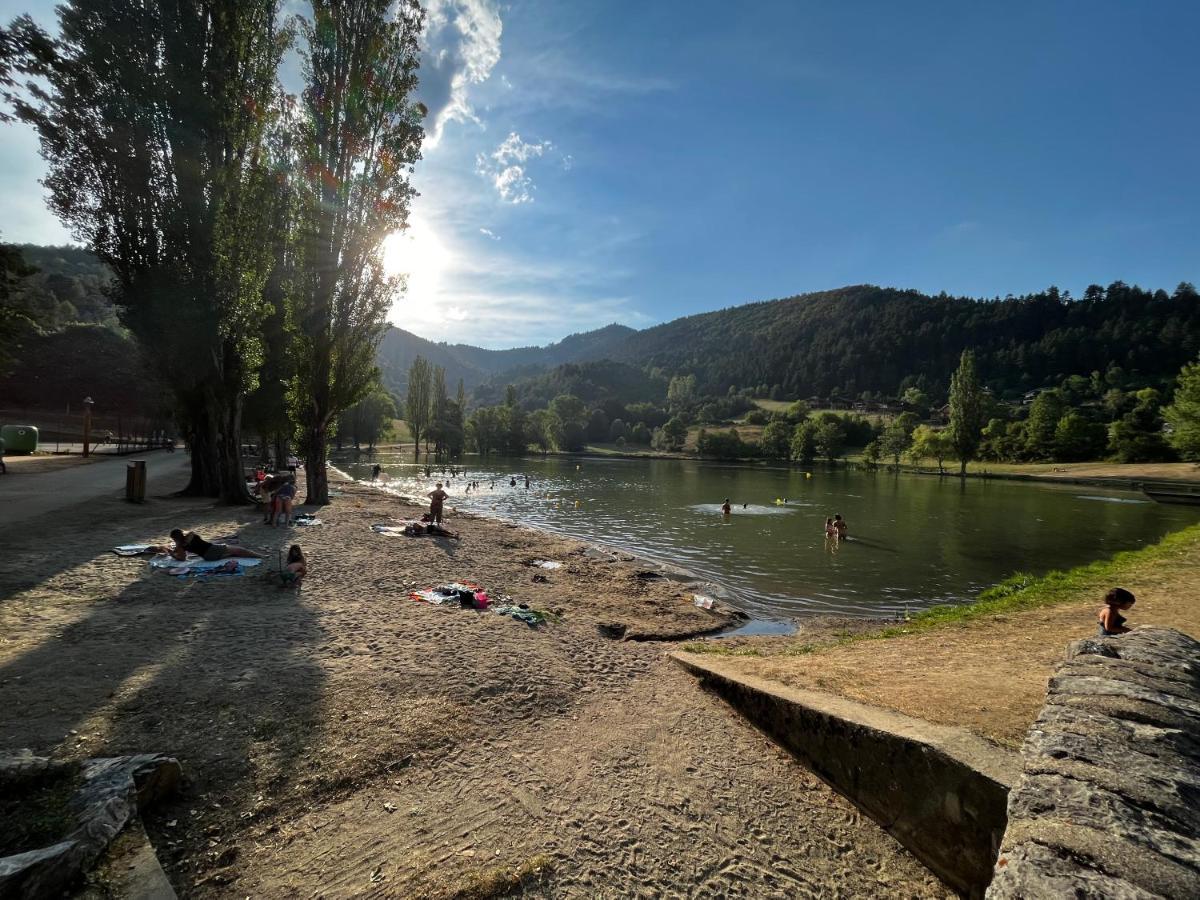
[
  {"xmin": 0, "ymin": 473, "xmax": 948, "ymax": 896},
  {"xmin": 683, "ymin": 522, "xmax": 1200, "ymax": 747}
]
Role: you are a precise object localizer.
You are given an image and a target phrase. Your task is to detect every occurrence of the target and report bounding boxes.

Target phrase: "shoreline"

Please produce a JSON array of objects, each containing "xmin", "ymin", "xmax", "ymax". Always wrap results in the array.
[{"xmin": 0, "ymin": 464, "xmax": 950, "ymax": 897}]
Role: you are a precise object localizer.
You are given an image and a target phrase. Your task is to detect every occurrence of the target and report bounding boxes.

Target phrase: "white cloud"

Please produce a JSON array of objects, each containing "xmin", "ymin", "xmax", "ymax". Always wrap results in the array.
[
  {"xmin": 475, "ymin": 132, "xmax": 556, "ymax": 204},
  {"xmin": 479, "ymin": 227, "xmax": 501, "ymax": 240},
  {"xmin": 419, "ymin": 0, "xmax": 503, "ymax": 146}
]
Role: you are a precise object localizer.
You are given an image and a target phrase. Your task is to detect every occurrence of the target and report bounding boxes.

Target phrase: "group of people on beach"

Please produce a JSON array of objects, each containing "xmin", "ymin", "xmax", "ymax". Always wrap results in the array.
[{"xmin": 252, "ymin": 466, "xmax": 299, "ymax": 527}]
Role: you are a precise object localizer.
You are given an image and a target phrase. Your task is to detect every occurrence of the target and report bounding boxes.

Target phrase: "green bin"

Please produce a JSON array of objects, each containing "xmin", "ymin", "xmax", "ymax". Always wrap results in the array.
[{"xmin": 0, "ymin": 424, "xmax": 38, "ymax": 455}]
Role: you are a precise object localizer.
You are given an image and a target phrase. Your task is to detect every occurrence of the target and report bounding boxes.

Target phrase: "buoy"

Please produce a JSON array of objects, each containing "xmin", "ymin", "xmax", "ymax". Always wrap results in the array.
[
  {"xmin": 775, "ymin": 498, "xmax": 782, "ymax": 505},
  {"xmin": 805, "ymin": 472, "xmax": 812, "ymax": 479},
  {"xmin": 574, "ymin": 500, "xmax": 580, "ymax": 508}
]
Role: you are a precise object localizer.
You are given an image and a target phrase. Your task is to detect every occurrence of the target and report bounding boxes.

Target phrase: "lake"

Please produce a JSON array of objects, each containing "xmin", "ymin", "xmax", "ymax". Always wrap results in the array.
[{"xmin": 335, "ymin": 452, "xmax": 1199, "ymax": 623}]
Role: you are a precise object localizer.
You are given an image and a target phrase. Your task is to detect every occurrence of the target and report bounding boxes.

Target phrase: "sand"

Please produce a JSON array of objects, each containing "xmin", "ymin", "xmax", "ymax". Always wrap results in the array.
[{"xmin": 0, "ymin": 473, "xmax": 948, "ymax": 898}]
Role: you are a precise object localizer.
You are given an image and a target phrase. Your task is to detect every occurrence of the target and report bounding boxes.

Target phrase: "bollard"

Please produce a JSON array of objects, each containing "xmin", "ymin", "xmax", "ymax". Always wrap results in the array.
[{"xmin": 126, "ymin": 459, "xmax": 147, "ymax": 503}]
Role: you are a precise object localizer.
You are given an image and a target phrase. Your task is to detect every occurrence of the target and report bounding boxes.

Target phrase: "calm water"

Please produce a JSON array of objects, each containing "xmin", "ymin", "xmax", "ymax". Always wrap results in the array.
[{"xmin": 336, "ymin": 453, "xmax": 1199, "ymax": 622}]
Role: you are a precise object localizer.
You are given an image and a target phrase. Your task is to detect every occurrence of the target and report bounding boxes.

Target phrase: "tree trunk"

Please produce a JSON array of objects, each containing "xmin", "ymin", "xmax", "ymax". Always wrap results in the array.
[
  {"xmin": 274, "ymin": 433, "xmax": 287, "ymax": 473},
  {"xmin": 180, "ymin": 398, "xmax": 221, "ymax": 497},
  {"xmin": 959, "ymin": 458, "xmax": 968, "ymax": 477},
  {"xmin": 305, "ymin": 422, "xmax": 330, "ymax": 505},
  {"xmin": 216, "ymin": 395, "xmax": 252, "ymax": 504}
]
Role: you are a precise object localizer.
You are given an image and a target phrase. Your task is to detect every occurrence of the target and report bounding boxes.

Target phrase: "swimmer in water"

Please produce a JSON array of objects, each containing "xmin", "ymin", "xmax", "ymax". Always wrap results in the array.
[{"xmin": 721, "ymin": 498, "xmax": 732, "ymax": 515}]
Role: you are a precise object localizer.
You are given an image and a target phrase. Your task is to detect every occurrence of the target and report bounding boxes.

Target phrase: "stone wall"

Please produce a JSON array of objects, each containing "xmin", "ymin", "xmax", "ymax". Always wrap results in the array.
[
  {"xmin": 673, "ymin": 653, "xmax": 1019, "ymax": 898},
  {"xmin": 987, "ymin": 627, "xmax": 1200, "ymax": 899}
]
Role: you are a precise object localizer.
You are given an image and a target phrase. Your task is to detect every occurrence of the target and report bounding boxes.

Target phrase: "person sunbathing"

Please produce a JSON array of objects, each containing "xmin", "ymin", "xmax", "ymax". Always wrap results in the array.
[
  {"xmin": 403, "ymin": 521, "xmax": 460, "ymax": 539},
  {"xmin": 168, "ymin": 529, "xmax": 262, "ymax": 562}
]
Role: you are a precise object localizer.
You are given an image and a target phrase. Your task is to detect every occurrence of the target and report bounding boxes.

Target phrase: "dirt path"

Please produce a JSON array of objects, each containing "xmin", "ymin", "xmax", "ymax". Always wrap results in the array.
[
  {"xmin": 0, "ymin": 477, "xmax": 947, "ymax": 898},
  {"xmin": 705, "ymin": 532, "xmax": 1200, "ymax": 747}
]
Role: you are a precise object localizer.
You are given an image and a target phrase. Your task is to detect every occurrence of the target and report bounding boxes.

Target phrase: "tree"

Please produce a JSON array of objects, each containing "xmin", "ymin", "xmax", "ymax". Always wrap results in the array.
[
  {"xmin": 862, "ymin": 439, "xmax": 882, "ymax": 469},
  {"xmin": 814, "ymin": 420, "xmax": 846, "ymax": 461},
  {"xmin": 342, "ymin": 389, "xmax": 396, "ymax": 449},
  {"xmin": 1109, "ymin": 389, "xmax": 1171, "ymax": 462},
  {"xmin": 666, "ymin": 374, "xmax": 697, "ymax": 412},
  {"xmin": 900, "ymin": 386, "xmax": 930, "ymax": 412},
  {"xmin": 908, "ymin": 425, "xmax": 952, "ymax": 472},
  {"xmin": 1025, "ymin": 390, "xmax": 1066, "ymax": 459},
  {"xmin": 586, "ymin": 408, "xmax": 609, "ymax": 442},
  {"xmin": 1052, "ymin": 412, "xmax": 1106, "ymax": 462},
  {"xmin": 405, "ymin": 357, "xmax": 433, "ymax": 455},
  {"xmin": 948, "ymin": 349, "xmax": 986, "ymax": 475},
  {"xmin": 467, "ymin": 406, "xmax": 502, "ymax": 455},
  {"xmin": 6, "ymin": 2, "xmax": 288, "ymax": 500},
  {"xmin": 290, "ymin": 0, "xmax": 425, "ymax": 504},
  {"xmin": 1164, "ymin": 359, "xmax": 1200, "ymax": 460},
  {"xmin": 549, "ymin": 394, "xmax": 588, "ymax": 451},
  {"xmin": 0, "ymin": 240, "xmax": 37, "ymax": 375},
  {"xmin": 660, "ymin": 417, "xmax": 688, "ymax": 452},
  {"xmin": 629, "ymin": 422, "xmax": 651, "ymax": 445},
  {"xmin": 608, "ymin": 418, "xmax": 629, "ymax": 443},
  {"xmin": 526, "ymin": 409, "xmax": 552, "ymax": 453},
  {"xmin": 790, "ymin": 420, "xmax": 819, "ymax": 462},
  {"xmin": 760, "ymin": 420, "xmax": 792, "ymax": 460},
  {"xmin": 880, "ymin": 419, "xmax": 913, "ymax": 469}
]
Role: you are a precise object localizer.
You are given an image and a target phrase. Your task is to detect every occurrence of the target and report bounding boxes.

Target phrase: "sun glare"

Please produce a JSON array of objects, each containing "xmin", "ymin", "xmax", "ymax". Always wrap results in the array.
[{"xmin": 381, "ymin": 217, "xmax": 451, "ymax": 304}]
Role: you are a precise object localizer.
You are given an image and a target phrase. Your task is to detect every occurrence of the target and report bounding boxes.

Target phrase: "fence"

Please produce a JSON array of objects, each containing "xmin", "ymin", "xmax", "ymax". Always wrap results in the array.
[{"xmin": 0, "ymin": 407, "xmax": 175, "ymax": 455}]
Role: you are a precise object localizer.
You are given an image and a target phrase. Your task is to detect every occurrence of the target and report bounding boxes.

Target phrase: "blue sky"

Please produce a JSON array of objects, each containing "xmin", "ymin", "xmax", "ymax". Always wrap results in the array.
[{"xmin": 2, "ymin": 1, "xmax": 1197, "ymax": 348}]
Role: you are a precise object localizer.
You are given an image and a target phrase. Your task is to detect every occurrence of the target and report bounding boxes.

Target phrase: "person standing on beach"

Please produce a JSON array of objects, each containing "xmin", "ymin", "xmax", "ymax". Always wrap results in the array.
[{"xmin": 427, "ymin": 482, "xmax": 448, "ymax": 524}]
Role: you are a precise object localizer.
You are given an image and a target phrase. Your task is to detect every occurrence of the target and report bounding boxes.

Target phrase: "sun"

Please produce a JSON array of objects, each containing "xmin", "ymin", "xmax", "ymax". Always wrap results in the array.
[{"xmin": 381, "ymin": 217, "xmax": 451, "ymax": 303}]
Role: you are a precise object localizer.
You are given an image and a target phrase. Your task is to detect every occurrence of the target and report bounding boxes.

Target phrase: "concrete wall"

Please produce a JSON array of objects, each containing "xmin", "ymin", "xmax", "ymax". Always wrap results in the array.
[
  {"xmin": 672, "ymin": 654, "xmax": 1019, "ymax": 898},
  {"xmin": 986, "ymin": 627, "xmax": 1200, "ymax": 899}
]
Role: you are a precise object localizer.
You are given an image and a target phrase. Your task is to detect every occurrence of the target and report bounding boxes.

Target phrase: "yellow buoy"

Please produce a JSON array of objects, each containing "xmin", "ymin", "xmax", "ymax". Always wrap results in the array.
[{"xmin": 805, "ymin": 472, "xmax": 812, "ymax": 479}]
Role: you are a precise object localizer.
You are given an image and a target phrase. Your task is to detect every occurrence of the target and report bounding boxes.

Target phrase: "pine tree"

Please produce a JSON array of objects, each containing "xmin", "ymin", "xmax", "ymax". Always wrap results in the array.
[{"xmin": 1164, "ymin": 359, "xmax": 1200, "ymax": 460}]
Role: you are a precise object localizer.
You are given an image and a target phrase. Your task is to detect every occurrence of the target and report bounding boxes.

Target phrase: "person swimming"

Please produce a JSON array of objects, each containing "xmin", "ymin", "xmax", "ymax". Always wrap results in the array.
[{"xmin": 1098, "ymin": 587, "xmax": 1136, "ymax": 636}]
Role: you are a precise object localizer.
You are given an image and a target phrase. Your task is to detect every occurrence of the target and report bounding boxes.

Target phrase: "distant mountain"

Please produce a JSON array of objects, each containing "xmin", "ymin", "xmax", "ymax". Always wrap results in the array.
[
  {"xmin": 376, "ymin": 322, "xmax": 636, "ymax": 396},
  {"xmin": 384, "ymin": 281, "xmax": 1200, "ymax": 406}
]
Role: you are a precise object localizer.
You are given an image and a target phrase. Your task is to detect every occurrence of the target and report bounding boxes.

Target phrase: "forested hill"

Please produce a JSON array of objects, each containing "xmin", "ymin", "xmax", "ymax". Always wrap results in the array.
[
  {"xmin": 388, "ymin": 282, "xmax": 1199, "ymax": 402},
  {"xmin": 602, "ymin": 283, "xmax": 1200, "ymax": 399}
]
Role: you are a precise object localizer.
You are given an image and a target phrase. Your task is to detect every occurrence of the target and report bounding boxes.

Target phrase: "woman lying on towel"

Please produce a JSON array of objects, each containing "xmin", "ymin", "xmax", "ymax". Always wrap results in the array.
[
  {"xmin": 404, "ymin": 521, "xmax": 460, "ymax": 539},
  {"xmin": 166, "ymin": 529, "xmax": 262, "ymax": 562}
]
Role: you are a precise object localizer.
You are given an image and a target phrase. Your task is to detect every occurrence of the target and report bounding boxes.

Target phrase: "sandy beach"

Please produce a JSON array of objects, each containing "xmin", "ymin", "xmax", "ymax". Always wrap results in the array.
[{"xmin": 0, "ymin": 470, "xmax": 949, "ymax": 898}]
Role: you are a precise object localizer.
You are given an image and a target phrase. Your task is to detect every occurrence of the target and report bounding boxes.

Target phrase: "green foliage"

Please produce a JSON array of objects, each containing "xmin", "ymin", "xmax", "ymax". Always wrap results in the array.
[
  {"xmin": 948, "ymin": 350, "xmax": 985, "ymax": 474},
  {"xmin": 760, "ymin": 419, "xmax": 792, "ymax": 460},
  {"xmin": 339, "ymin": 389, "xmax": 396, "ymax": 449},
  {"xmin": 1108, "ymin": 388, "xmax": 1172, "ymax": 462},
  {"xmin": 1164, "ymin": 358, "xmax": 1200, "ymax": 461},
  {"xmin": 1052, "ymin": 412, "xmax": 1107, "ymax": 462},
  {"xmin": 880, "ymin": 413, "xmax": 917, "ymax": 467},
  {"xmin": 6, "ymin": 2, "xmax": 291, "ymax": 499},
  {"xmin": 1025, "ymin": 389, "xmax": 1066, "ymax": 458},
  {"xmin": 790, "ymin": 419, "xmax": 818, "ymax": 462},
  {"xmin": 290, "ymin": 0, "xmax": 424, "ymax": 502},
  {"xmin": 549, "ymin": 393, "xmax": 588, "ymax": 451},
  {"xmin": 814, "ymin": 419, "xmax": 846, "ymax": 461},
  {"xmin": 405, "ymin": 357, "xmax": 433, "ymax": 450},
  {"xmin": 697, "ymin": 427, "xmax": 752, "ymax": 459},
  {"xmin": 908, "ymin": 424, "xmax": 953, "ymax": 469}
]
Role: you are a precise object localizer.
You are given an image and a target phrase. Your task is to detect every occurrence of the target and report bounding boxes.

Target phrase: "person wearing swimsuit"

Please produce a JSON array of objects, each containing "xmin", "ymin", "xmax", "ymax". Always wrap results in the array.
[{"xmin": 1098, "ymin": 587, "xmax": 1136, "ymax": 636}]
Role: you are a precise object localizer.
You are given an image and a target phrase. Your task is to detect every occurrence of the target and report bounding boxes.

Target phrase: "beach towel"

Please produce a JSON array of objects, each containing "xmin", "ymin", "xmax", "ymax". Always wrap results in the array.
[
  {"xmin": 113, "ymin": 544, "xmax": 157, "ymax": 557},
  {"xmin": 532, "ymin": 560, "xmax": 562, "ymax": 570},
  {"xmin": 149, "ymin": 555, "xmax": 262, "ymax": 575},
  {"xmin": 294, "ymin": 514, "xmax": 323, "ymax": 526},
  {"xmin": 372, "ymin": 523, "xmax": 406, "ymax": 535}
]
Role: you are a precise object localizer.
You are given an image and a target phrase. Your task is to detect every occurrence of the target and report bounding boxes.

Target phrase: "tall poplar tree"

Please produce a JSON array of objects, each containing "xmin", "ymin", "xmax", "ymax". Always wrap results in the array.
[
  {"xmin": 404, "ymin": 356, "xmax": 432, "ymax": 456},
  {"xmin": 948, "ymin": 349, "xmax": 986, "ymax": 475},
  {"xmin": 4, "ymin": 2, "xmax": 287, "ymax": 500},
  {"xmin": 290, "ymin": 0, "xmax": 424, "ymax": 504}
]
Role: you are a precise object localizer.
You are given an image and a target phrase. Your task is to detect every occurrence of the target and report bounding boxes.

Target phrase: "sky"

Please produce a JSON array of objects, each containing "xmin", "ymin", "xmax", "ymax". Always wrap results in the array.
[{"xmin": 1, "ymin": 1, "xmax": 1198, "ymax": 349}]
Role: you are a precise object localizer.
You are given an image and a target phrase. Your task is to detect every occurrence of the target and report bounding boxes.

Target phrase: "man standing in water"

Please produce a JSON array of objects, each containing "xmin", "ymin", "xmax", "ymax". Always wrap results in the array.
[
  {"xmin": 833, "ymin": 514, "xmax": 847, "ymax": 541},
  {"xmin": 427, "ymin": 482, "xmax": 448, "ymax": 525},
  {"xmin": 721, "ymin": 498, "xmax": 732, "ymax": 515}
]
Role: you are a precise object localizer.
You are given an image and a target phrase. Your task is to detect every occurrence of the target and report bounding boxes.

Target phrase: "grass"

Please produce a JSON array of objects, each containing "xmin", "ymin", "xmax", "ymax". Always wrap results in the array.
[
  {"xmin": 682, "ymin": 521, "xmax": 1200, "ymax": 658},
  {"xmin": 447, "ymin": 854, "xmax": 554, "ymax": 900}
]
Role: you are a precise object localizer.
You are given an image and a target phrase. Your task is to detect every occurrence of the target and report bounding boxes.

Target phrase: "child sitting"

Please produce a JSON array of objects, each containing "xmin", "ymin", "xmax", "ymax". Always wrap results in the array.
[
  {"xmin": 278, "ymin": 544, "xmax": 307, "ymax": 588},
  {"xmin": 1097, "ymin": 587, "xmax": 1136, "ymax": 636}
]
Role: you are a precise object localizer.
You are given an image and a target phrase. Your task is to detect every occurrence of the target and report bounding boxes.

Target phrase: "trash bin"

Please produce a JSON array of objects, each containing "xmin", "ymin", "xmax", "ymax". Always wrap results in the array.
[
  {"xmin": 126, "ymin": 459, "xmax": 146, "ymax": 503},
  {"xmin": 0, "ymin": 424, "xmax": 38, "ymax": 455}
]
